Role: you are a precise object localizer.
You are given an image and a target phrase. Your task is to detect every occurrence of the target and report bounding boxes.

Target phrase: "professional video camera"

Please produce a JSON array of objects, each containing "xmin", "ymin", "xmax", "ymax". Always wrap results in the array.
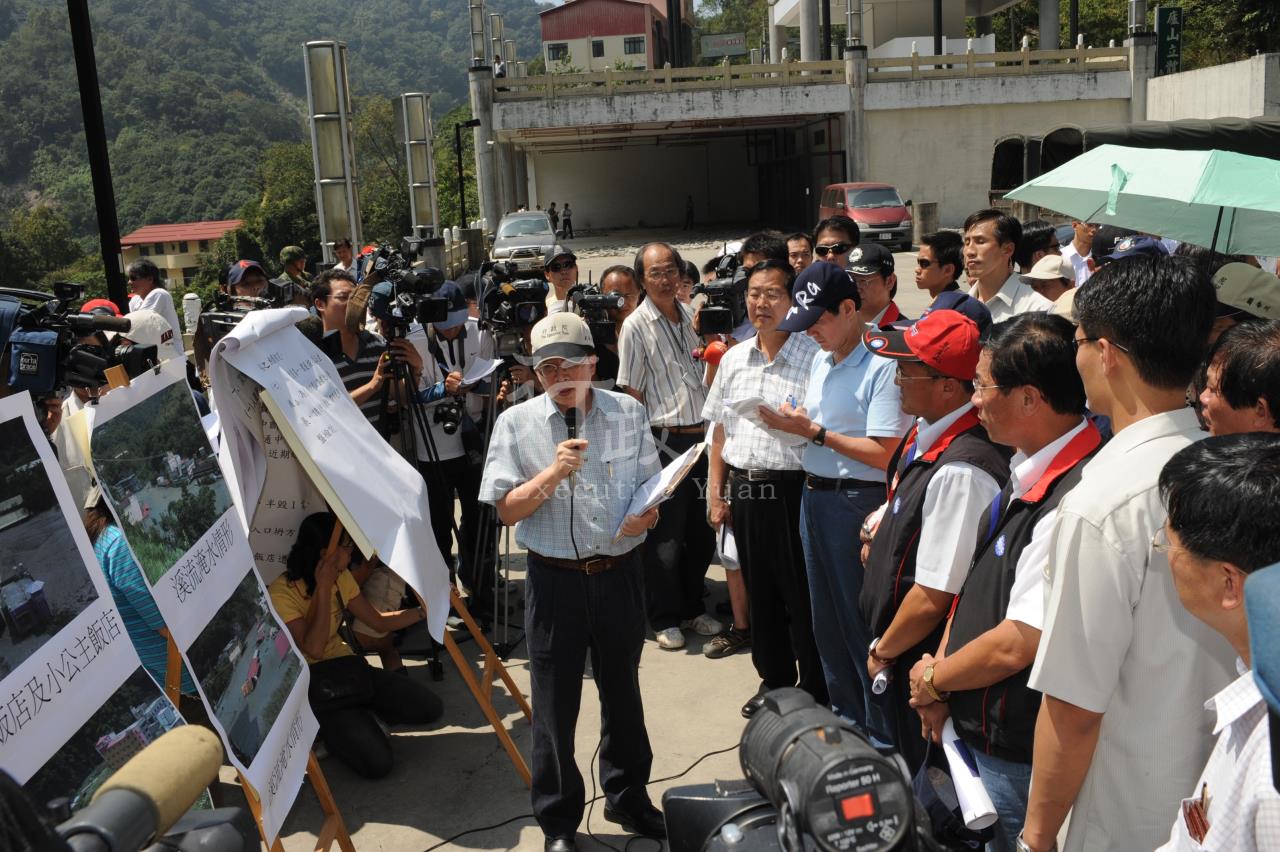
[
  {"xmin": 693, "ymin": 252, "xmax": 748, "ymax": 335},
  {"xmin": 0, "ymin": 284, "xmax": 135, "ymax": 399},
  {"xmin": 566, "ymin": 282, "xmax": 625, "ymax": 346},
  {"xmin": 664, "ymin": 689, "xmax": 943, "ymax": 852},
  {"xmin": 363, "ymin": 238, "xmax": 450, "ymax": 331},
  {"xmin": 476, "ymin": 259, "xmax": 549, "ymax": 358}
]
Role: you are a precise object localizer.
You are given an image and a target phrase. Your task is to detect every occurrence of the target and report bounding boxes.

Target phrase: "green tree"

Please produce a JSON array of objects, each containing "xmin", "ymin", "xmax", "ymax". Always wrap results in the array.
[
  {"xmin": 161, "ymin": 485, "xmax": 217, "ymax": 548},
  {"xmin": 353, "ymin": 95, "xmax": 411, "ymax": 244},
  {"xmin": 240, "ymin": 142, "xmax": 318, "ymax": 272},
  {"xmin": 432, "ymin": 104, "xmax": 480, "ymax": 231},
  {"xmin": 0, "ymin": 203, "xmax": 86, "ymax": 288}
]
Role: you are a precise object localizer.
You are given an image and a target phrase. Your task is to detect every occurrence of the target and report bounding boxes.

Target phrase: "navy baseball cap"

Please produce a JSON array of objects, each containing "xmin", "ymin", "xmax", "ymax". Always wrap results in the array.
[
  {"xmin": 917, "ymin": 290, "xmax": 993, "ymax": 333},
  {"xmin": 227, "ymin": 259, "xmax": 266, "ymax": 288},
  {"xmin": 543, "ymin": 244, "xmax": 575, "ymax": 267},
  {"xmin": 433, "ymin": 281, "xmax": 470, "ymax": 330},
  {"xmin": 1100, "ymin": 234, "xmax": 1169, "ymax": 264},
  {"xmin": 778, "ymin": 261, "xmax": 861, "ymax": 332},
  {"xmin": 848, "ymin": 243, "xmax": 895, "ymax": 277},
  {"xmin": 1089, "ymin": 225, "xmax": 1137, "ymax": 261}
]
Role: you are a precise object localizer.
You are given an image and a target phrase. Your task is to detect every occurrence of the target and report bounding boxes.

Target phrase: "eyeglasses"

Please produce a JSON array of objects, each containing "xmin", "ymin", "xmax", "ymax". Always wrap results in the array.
[
  {"xmin": 546, "ymin": 260, "xmax": 576, "ymax": 273},
  {"xmin": 893, "ymin": 363, "xmax": 945, "ymax": 384},
  {"xmin": 535, "ymin": 361, "xmax": 587, "ymax": 379},
  {"xmin": 127, "ymin": 274, "xmax": 149, "ymax": 281},
  {"xmin": 746, "ymin": 289, "xmax": 788, "ymax": 303},
  {"xmin": 916, "ymin": 258, "xmax": 935, "ymax": 269},
  {"xmin": 1152, "ymin": 525, "xmax": 1174, "ymax": 553},
  {"xmin": 1073, "ymin": 336, "xmax": 1131, "ymax": 353},
  {"xmin": 645, "ymin": 266, "xmax": 680, "ymax": 282},
  {"xmin": 815, "ymin": 242, "xmax": 851, "ymax": 258},
  {"xmin": 972, "ymin": 381, "xmax": 1005, "ymax": 394}
]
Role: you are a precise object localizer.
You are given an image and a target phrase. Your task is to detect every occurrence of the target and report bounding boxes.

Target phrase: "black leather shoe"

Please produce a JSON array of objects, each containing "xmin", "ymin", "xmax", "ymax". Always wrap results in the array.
[
  {"xmin": 741, "ymin": 692, "xmax": 767, "ymax": 719},
  {"xmin": 544, "ymin": 835, "xmax": 576, "ymax": 852},
  {"xmin": 604, "ymin": 802, "xmax": 666, "ymax": 838}
]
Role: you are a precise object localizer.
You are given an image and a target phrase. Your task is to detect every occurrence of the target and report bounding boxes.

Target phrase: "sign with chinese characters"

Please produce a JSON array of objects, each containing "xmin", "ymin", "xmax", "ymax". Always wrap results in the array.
[
  {"xmin": 1156, "ymin": 6, "xmax": 1183, "ymax": 76},
  {"xmin": 0, "ymin": 394, "xmax": 181, "ymax": 802},
  {"xmin": 701, "ymin": 32, "xmax": 748, "ymax": 58},
  {"xmin": 88, "ymin": 359, "xmax": 315, "ymax": 843},
  {"xmin": 207, "ymin": 308, "xmax": 451, "ymax": 642}
]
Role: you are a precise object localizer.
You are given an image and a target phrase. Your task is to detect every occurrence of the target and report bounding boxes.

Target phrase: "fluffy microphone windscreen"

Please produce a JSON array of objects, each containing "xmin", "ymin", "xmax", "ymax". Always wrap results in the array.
[{"xmin": 92, "ymin": 725, "xmax": 224, "ymax": 834}]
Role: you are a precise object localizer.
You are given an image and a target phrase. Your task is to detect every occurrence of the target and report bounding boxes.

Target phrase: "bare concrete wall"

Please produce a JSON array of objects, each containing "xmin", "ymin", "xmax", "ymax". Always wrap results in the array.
[
  {"xmin": 1146, "ymin": 54, "xmax": 1280, "ymax": 121},
  {"xmin": 866, "ymin": 96, "xmax": 1131, "ymax": 227},
  {"xmin": 528, "ymin": 135, "xmax": 758, "ymax": 230}
]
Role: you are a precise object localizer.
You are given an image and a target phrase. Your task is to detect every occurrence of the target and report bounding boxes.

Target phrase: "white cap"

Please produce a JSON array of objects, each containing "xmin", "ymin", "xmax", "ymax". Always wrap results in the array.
[
  {"xmin": 122, "ymin": 309, "xmax": 176, "ymax": 350},
  {"xmin": 1019, "ymin": 254, "xmax": 1074, "ymax": 285},
  {"xmin": 528, "ymin": 312, "xmax": 595, "ymax": 368}
]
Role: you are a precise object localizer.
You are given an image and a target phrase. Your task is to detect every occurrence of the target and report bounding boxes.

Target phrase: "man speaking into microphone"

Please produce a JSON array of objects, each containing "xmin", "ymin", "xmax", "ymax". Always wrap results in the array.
[{"xmin": 480, "ymin": 312, "xmax": 665, "ymax": 851}]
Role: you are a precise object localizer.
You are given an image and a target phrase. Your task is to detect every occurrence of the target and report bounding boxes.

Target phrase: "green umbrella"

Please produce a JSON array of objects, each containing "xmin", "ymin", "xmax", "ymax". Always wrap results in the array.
[{"xmin": 1006, "ymin": 143, "xmax": 1280, "ymax": 256}]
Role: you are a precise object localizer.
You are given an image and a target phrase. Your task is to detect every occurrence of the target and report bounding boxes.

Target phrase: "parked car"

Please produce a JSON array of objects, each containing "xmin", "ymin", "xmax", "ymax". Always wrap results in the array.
[
  {"xmin": 490, "ymin": 211, "xmax": 557, "ymax": 272},
  {"xmin": 817, "ymin": 182, "xmax": 914, "ymax": 252}
]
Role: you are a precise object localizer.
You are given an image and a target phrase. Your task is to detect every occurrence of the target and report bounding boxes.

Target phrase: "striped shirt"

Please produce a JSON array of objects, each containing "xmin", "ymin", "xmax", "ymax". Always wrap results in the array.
[
  {"xmin": 327, "ymin": 329, "xmax": 386, "ymax": 431},
  {"xmin": 616, "ymin": 297, "xmax": 707, "ymax": 427},
  {"xmin": 95, "ymin": 525, "xmax": 196, "ymax": 694},
  {"xmin": 479, "ymin": 389, "xmax": 662, "ymax": 559},
  {"xmin": 702, "ymin": 333, "xmax": 819, "ymax": 470}
]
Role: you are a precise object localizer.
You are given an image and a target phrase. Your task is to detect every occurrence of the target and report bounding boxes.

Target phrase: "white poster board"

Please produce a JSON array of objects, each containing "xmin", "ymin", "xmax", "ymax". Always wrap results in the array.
[
  {"xmin": 0, "ymin": 394, "xmax": 184, "ymax": 809},
  {"xmin": 87, "ymin": 359, "xmax": 316, "ymax": 842},
  {"xmin": 207, "ymin": 308, "xmax": 451, "ymax": 641}
]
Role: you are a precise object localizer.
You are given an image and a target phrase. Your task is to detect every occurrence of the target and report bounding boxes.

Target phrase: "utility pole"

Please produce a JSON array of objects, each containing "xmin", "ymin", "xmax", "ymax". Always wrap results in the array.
[
  {"xmin": 455, "ymin": 119, "xmax": 481, "ymax": 225},
  {"xmin": 66, "ymin": 0, "xmax": 127, "ymax": 311}
]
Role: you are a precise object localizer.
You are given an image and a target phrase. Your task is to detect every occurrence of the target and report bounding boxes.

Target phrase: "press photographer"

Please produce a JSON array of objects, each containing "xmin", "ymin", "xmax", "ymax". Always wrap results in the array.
[
  {"xmin": 582, "ymin": 265, "xmax": 642, "ymax": 388},
  {"xmin": 479, "ymin": 312, "xmax": 665, "ymax": 851}
]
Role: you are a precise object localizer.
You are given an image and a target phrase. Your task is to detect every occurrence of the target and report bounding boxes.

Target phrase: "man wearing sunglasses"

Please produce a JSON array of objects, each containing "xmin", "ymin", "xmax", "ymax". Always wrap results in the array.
[
  {"xmin": 811, "ymin": 216, "xmax": 861, "ymax": 269},
  {"xmin": 915, "ymin": 230, "xmax": 963, "ymax": 301},
  {"xmin": 1021, "ymin": 255, "xmax": 1236, "ymax": 852},
  {"xmin": 543, "ymin": 244, "xmax": 579, "ymax": 315}
]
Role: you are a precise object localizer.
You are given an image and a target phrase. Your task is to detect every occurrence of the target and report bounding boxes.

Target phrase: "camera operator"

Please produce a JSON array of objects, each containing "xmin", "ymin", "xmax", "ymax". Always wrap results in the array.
[
  {"xmin": 544, "ymin": 245, "xmax": 579, "ymax": 315},
  {"xmin": 126, "ymin": 258, "xmax": 185, "ymax": 359},
  {"xmin": 617, "ymin": 242, "xmax": 722, "ymax": 650},
  {"xmin": 480, "ymin": 312, "xmax": 665, "ymax": 850},
  {"xmin": 591, "ymin": 265, "xmax": 643, "ymax": 389},
  {"xmin": 227, "ymin": 259, "xmax": 272, "ymax": 301},
  {"xmin": 271, "ymin": 245, "xmax": 314, "ymax": 307}
]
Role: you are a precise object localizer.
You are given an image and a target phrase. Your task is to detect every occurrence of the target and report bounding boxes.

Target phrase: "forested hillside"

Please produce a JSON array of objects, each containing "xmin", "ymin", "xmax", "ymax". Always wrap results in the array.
[{"xmin": 0, "ymin": 0, "xmax": 541, "ymax": 269}]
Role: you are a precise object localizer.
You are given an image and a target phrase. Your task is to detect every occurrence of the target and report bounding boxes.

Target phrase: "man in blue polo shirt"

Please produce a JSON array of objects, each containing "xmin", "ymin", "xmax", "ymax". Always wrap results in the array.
[{"xmin": 758, "ymin": 261, "xmax": 909, "ymax": 735}]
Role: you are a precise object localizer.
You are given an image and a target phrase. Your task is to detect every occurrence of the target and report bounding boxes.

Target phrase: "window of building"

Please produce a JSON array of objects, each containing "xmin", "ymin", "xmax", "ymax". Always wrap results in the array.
[
  {"xmin": 153, "ymin": 242, "xmax": 164, "ymax": 255},
  {"xmin": 592, "ymin": 40, "xmax": 604, "ymax": 58},
  {"xmin": 181, "ymin": 267, "xmax": 199, "ymax": 284},
  {"xmin": 624, "ymin": 37, "xmax": 645, "ymax": 55},
  {"xmin": 178, "ymin": 241, "xmax": 189, "ymax": 254},
  {"xmin": 199, "ymin": 240, "xmax": 210, "ymax": 252},
  {"xmin": 139, "ymin": 245, "xmax": 150, "ymax": 257},
  {"xmin": 548, "ymin": 43, "xmax": 569, "ymax": 62}
]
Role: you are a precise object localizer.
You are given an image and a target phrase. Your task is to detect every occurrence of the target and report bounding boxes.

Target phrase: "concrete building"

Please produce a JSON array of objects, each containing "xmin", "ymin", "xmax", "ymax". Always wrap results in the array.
[
  {"xmin": 1146, "ymin": 53, "xmax": 1280, "ymax": 121},
  {"xmin": 539, "ymin": 0, "xmax": 692, "ymax": 71},
  {"xmin": 120, "ymin": 219, "xmax": 242, "ymax": 287}
]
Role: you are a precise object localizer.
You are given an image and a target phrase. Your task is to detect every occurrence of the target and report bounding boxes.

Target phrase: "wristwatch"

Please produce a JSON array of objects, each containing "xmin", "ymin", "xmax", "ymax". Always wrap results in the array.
[
  {"xmin": 812, "ymin": 425, "xmax": 828, "ymax": 447},
  {"xmin": 868, "ymin": 637, "xmax": 895, "ymax": 666},
  {"xmin": 1015, "ymin": 832, "xmax": 1055, "ymax": 852},
  {"xmin": 922, "ymin": 663, "xmax": 949, "ymax": 703}
]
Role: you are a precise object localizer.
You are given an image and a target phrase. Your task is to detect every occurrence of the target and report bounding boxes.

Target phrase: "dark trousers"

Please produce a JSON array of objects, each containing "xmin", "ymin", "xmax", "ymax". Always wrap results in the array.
[
  {"xmin": 526, "ymin": 551, "xmax": 654, "ymax": 838},
  {"xmin": 643, "ymin": 430, "xmax": 715, "ymax": 631},
  {"xmin": 563, "ymin": 219, "xmax": 574, "ymax": 239},
  {"xmin": 419, "ymin": 456, "xmax": 488, "ymax": 581},
  {"xmin": 730, "ymin": 476, "xmax": 826, "ymax": 702},
  {"xmin": 314, "ymin": 664, "xmax": 444, "ymax": 778}
]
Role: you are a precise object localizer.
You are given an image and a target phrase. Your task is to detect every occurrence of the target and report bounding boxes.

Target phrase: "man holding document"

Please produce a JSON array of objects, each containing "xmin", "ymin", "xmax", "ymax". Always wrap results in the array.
[{"xmin": 480, "ymin": 312, "xmax": 666, "ymax": 852}]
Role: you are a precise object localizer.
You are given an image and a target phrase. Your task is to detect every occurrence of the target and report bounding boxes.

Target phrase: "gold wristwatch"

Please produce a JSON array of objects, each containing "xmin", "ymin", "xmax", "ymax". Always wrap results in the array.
[{"xmin": 923, "ymin": 663, "xmax": 949, "ymax": 702}]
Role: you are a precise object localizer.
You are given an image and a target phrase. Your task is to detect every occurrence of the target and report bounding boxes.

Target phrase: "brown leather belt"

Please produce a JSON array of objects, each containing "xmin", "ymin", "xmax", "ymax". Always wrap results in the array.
[
  {"xmin": 654, "ymin": 424, "xmax": 705, "ymax": 435},
  {"xmin": 529, "ymin": 547, "xmax": 639, "ymax": 575},
  {"xmin": 805, "ymin": 474, "xmax": 883, "ymax": 490},
  {"xmin": 729, "ymin": 467, "xmax": 805, "ymax": 483}
]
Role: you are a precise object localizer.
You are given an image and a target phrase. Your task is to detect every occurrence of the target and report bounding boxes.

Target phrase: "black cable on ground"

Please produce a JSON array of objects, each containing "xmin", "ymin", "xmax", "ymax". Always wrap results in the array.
[{"xmin": 418, "ymin": 740, "xmax": 740, "ymax": 851}]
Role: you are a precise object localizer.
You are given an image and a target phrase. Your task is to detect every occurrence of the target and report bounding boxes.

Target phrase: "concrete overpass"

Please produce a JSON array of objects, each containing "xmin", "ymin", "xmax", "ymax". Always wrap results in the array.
[{"xmin": 471, "ymin": 39, "xmax": 1150, "ymax": 231}]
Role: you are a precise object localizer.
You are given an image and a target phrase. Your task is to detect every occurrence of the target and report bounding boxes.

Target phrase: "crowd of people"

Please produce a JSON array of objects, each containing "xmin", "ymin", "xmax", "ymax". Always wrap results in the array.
[{"xmin": 10, "ymin": 202, "xmax": 1280, "ymax": 852}]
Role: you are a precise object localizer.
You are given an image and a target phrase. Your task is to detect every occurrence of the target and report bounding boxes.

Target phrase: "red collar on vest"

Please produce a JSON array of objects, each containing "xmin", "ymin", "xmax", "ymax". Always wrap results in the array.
[
  {"xmin": 880, "ymin": 302, "xmax": 902, "ymax": 326},
  {"xmin": 917, "ymin": 408, "xmax": 982, "ymax": 464},
  {"xmin": 1018, "ymin": 422, "xmax": 1103, "ymax": 504}
]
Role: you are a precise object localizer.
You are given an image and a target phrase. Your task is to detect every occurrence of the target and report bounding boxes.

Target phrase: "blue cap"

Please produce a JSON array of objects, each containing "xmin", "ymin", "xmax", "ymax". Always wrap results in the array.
[
  {"xmin": 918, "ymin": 290, "xmax": 993, "ymax": 333},
  {"xmin": 777, "ymin": 262, "xmax": 861, "ymax": 332},
  {"xmin": 368, "ymin": 281, "xmax": 395, "ymax": 321},
  {"xmin": 1245, "ymin": 562, "xmax": 1280, "ymax": 790},
  {"xmin": 1100, "ymin": 234, "xmax": 1169, "ymax": 264},
  {"xmin": 433, "ymin": 281, "xmax": 470, "ymax": 330}
]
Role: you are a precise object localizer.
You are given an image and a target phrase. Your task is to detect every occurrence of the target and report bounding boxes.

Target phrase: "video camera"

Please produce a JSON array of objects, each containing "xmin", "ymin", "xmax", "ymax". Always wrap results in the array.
[
  {"xmin": 693, "ymin": 252, "xmax": 748, "ymax": 335},
  {"xmin": 664, "ymin": 689, "xmax": 941, "ymax": 852},
  {"xmin": 566, "ymin": 282, "xmax": 625, "ymax": 346},
  {"xmin": 477, "ymin": 260, "xmax": 549, "ymax": 358},
  {"xmin": 362, "ymin": 238, "xmax": 451, "ymax": 332},
  {"xmin": 0, "ymin": 284, "xmax": 138, "ymax": 399}
]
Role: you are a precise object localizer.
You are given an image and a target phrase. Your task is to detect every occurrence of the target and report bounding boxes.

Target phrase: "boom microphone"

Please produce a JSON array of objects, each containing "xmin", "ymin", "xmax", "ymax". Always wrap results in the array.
[{"xmin": 60, "ymin": 725, "xmax": 224, "ymax": 851}]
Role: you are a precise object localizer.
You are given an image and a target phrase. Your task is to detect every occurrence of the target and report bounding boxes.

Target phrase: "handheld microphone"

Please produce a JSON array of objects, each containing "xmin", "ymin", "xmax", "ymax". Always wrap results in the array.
[
  {"xmin": 60, "ymin": 725, "xmax": 224, "ymax": 851},
  {"xmin": 564, "ymin": 406, "xmax": 578, "ymax": 440}
]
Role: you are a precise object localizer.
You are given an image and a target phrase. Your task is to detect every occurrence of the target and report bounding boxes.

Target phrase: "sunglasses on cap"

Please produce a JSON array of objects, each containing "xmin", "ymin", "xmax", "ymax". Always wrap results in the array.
[
  {"xmin": 814, "ymin": 242, "xmax": 851, "ymax": 257},
  {"xmin": 546, "ymin": 259, "xmax": 577, "ymax": 272}
]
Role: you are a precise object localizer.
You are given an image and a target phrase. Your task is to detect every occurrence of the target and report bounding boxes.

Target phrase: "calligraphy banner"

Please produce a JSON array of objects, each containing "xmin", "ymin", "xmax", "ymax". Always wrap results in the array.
[{"xmin": 88, "ymin": 359, "xmax": 316, "ymax": 842}]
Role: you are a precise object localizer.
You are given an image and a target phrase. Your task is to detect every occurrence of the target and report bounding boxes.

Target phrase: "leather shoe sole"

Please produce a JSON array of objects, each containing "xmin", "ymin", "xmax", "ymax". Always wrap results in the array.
[
  {"xmin": 603, "ymin": 803, "xmax": 667, "ymax": 839},
  {"xmin": 544, "ymin": 836, "xmax": 576, "ymax": 852}
]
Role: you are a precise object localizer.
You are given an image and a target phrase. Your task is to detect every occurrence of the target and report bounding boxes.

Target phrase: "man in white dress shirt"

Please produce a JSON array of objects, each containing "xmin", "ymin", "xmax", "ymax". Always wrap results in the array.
[{"xmin": 963, "ymin": 209, "xmax": 1052, "ymax": 323}]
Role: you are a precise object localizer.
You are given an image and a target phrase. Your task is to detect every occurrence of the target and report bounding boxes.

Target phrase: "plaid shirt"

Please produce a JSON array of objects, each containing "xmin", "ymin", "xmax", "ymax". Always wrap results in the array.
[
  {"xmin": 478, "ymin": 389, "xmax": 662, "ymax": 559},
  {"xmin": 702, "ymin": 333, "xmax": 820, "ymax": 470},
  {"xmin": 616, "ymin": 297, "xmax": 707, "ymax": 427}
]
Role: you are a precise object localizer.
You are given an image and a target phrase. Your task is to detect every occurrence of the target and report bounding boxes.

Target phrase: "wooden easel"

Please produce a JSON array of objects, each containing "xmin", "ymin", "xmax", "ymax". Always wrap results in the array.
[{"xmin": 162, "ymin": 630, "xmax": 355, "ymax": 852}]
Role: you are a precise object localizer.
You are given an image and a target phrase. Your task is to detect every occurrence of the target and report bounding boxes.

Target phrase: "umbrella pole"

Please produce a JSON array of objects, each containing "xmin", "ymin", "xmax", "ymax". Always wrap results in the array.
[{"xmin": 1211, "ymin": 206, "xmax": 1224, "ymax": 252}]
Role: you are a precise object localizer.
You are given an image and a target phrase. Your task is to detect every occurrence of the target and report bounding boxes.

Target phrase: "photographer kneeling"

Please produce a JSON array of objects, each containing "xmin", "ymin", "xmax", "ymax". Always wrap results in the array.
[{"xmin": 270, "ymin": 512, "xmax": 443, "ymax": 779}]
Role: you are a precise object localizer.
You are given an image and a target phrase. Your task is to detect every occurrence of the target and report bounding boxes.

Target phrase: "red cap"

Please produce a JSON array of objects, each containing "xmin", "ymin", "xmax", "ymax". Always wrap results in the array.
[
  {"xmin": 80, "ymin": 298, "xmax": 121, "ymax": 317},
  {"xmin": 863, "ymin": 309, "xmax": 981, "ymax": 380}
]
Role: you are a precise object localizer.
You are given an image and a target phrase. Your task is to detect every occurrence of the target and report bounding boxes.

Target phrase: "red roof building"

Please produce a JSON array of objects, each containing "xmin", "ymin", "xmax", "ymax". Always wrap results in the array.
[
  {"xmin": 119, "ymin": 219, "xmax": 243, "ymax": 248},
  {"xmin": 119, "ymin": 219, "xmax": 243, "ymax": 287},
  {"xmin": 540, "ymin": 0, "xmax": 670, "ymax": 71}
]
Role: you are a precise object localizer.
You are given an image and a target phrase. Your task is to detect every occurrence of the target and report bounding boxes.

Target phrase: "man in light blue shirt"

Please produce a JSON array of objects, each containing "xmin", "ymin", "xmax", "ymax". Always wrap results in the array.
[
  {"xmin": 759, "ymin": 262, "xmax": 909, "ymax": 739},
  {"xmin": 479, "ymin": 313, "xmax": 665, "ymax": 852}
]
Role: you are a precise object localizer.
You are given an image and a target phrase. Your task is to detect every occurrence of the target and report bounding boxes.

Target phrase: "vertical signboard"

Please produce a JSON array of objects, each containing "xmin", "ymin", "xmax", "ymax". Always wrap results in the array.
[{"xmin": 1156, "ymin": 7, "xmax": 1183, "ymax": 77}]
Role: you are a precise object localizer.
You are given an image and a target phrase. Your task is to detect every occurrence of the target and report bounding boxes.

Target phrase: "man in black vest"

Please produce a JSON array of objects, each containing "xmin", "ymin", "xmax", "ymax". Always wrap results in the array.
[
  {"xmin": 859, "ymin": 309, "xmax": 1011, "ymax": 770},
  {"xmin": 905, "ymin": 313, "xmax": 1103, "ymax": 850}
]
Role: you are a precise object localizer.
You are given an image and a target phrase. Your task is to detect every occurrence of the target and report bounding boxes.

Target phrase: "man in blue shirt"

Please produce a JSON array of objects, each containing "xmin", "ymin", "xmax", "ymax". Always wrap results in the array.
[
  {"xmin": 480, "ymin": 313, "xmax": 664, "ymax": 852},
  {"xmin": 758, "ymin": 262, "xmax": 909, "ymax": 736}
]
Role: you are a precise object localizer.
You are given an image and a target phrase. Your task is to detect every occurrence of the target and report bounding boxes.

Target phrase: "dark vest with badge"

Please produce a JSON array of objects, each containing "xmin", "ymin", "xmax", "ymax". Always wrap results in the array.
[
  {"xmin": 859, "ymin": 409, "xmax": 1012, "ymax": 646},
  {"xmin": 947, "ymin": 423, "xmax": 1102, "ymax": 763}
]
